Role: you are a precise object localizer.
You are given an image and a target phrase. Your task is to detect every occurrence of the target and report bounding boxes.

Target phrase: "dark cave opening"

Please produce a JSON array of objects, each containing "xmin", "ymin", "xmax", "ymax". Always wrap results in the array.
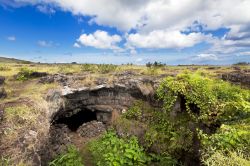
[{"xmin": 53, "ymin": 109, "xmax": 97, "ymax": 131}]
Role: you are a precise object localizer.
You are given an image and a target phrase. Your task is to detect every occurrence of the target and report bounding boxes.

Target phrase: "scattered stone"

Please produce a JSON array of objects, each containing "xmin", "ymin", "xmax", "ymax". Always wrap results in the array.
[{"xmin": 77, "ymin": 121, "xmax": 106, "ymax": 138}]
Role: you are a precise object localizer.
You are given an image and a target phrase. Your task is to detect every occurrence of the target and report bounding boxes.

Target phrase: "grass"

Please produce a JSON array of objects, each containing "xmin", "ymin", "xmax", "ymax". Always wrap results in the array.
[
  {"xmin": 202, "ymin": 150, "xmax": 250, "ymax": 166},
  {"xmin": 1, "ymin": 62, "xmax": 249, "ymax": 78},
  {"xmin": 0, "ymin": 68, "xmax": 58, "ymax": 165},
  {"xmin": 1, "ymin": 105, "xmax": 41, "ymax": 165}
]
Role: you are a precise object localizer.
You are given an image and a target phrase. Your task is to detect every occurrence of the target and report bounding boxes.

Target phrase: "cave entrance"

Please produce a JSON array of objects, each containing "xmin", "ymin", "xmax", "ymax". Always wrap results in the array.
[{"xmin": 53, "ymin": 109, "xmax": 97, "ymax": 131}]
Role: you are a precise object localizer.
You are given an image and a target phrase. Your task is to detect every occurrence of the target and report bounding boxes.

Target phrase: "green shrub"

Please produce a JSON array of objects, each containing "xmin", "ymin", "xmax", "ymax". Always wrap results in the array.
[
  {"xmin": 157, "ymin": 71, "xmax": 250, "ymax": 163},
  {"xmin": 16, "ymin": 67, "xmax": 34, "ymax": 81},
  {"xmin": 199, "ymin": 124, "xmax": 250, "ymax": 152},
  {"xmin": 157, "ymin": 71, "xmax": 250, "ymax": 125},
  {"xmin": 49, "ymin": 145, "xmax": 84, "ymax": 166},
  {"xmin": 89, "ymin": 131, "xmax": 150, "ymax": 166},
  {"xmin": 97, "ymin": 64, "xmax": 117, "ymax": 74},
  {"xmin": 123, "ymin": 101, "xmax": 143, "ymax": 120}
]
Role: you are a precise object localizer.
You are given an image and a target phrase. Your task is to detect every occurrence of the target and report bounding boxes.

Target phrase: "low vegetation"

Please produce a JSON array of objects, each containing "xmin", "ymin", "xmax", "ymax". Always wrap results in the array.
[
  {"xmin": 49, "ymin": 146, "xmax": 84, "ymax": 166},
  {"xmin": 15, "ymin": 67, "xmax": 34, "ymax": 81},
  {"xmin": 89, "ymin": 131, "xmax": 150, "ymax": 166},
  {"xmin": 156, "ymin": 71, "xmax": 250, "ymax": 165}
]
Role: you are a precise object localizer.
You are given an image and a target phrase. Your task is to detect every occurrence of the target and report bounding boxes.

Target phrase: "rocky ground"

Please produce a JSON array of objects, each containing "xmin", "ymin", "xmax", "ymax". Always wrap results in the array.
[{"xmin": 0, "ymin": 64, "xmax": 249, "ymax": 165}]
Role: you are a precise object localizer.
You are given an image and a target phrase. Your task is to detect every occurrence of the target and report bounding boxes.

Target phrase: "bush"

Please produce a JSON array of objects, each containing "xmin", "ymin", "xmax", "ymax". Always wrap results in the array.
[
  {"xmin": 157, "ymin": 71, "xmax": 250, "ymax": 163},
  {"xmin": 16, "ymin": 67, "xmax": 34, "ymax": 81},
  {"xmin": 157, "ymin": 71, "xmax": 250, "ymax": 125},
  {"xmin": 49, "ymin": 146, "xmax": 84, "ymax": 166},
  {"xmin": 89, "ymin": 131, "xmax": 150, "ymax": 166},
  {"xmin": 123, "ymin": 101, "xmax": 143, "ymax": 120}
]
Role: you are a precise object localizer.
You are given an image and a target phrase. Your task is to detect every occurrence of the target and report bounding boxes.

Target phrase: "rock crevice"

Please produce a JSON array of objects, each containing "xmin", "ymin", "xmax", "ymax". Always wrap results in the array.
[{"xmin": 40, "ymin": 81, "xmax": 160, "ymax": 165}]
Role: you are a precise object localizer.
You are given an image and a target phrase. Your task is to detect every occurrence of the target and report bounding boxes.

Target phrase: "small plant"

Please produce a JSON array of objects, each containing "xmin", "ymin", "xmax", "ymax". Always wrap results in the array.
[
  {"xmin": 123, "ymin": 100, "xmax": 143, "ymax": 120},
  {"xmin": 89, "ymin": 131, "xmax": 150, "ymax": 166},
  {"xmin": 149, "ymin": 153, "xmax": 178, "ymax": 166},
  {"xmin": 16, "ymin": 67, "xmax": 34, "ymax": 81},
  {"xmin": 0, "ymin": 157, "xmax": 11, "ymax": 166},
  {"xmin": 49, "ymin": 145, "xmax": 84, "ymax": 166}
]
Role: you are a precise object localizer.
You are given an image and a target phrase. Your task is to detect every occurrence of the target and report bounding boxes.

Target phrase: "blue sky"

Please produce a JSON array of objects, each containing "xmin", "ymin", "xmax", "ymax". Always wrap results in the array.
[{"xmin": 0, "ymin": 0, "xmax": 249, "ymax": 65}]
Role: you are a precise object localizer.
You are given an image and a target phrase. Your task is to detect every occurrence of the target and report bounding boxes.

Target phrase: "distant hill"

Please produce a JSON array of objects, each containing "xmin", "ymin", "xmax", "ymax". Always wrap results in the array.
[{"xmin": 0, "ymin": 57, "xmax": 33, "ymax": 64}]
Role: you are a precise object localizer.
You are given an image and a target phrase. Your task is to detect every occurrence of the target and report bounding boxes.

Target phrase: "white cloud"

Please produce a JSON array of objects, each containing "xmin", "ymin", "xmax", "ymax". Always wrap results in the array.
[
  {"xmin": 7, "ymin": 36, "xmax": 16, "ymax": 41},
  {"xmin": 73, "ymin": 42, "xmax": 80, "ymax": 48},
  {"xmin": 193, "ymin": 54, "xmax": 218, "ymax": 61},
  {"xmin": 37, "ymin": 5, "xmax": 55, "ymax": 14},
  {"xmin": 12, "ymin": 0, "xmax": 250, "ymax": 32},
  {"xmin": 207, "ymin": 33, "xmax": 250, "ymax": 54},
  {"xmin": 130, "ymin": 48, "xmax": 137, "ymax": 55},
  {"xmin": 127, "ymin": 30, "xmax": 209, "ymax": 49},
  {"xmin": 76, "ymin": 30, "xmax": 122, "ymax": 50},
  {"xmin": 237, "ymin": 51, "xmax": 250, "ymax": 56},
  {"xmin": 37, "ymin": 40, "xmax": 53, "ymax": 47},
  {"xmin": 135, "ymin": 58, "xmax": 143, "ymax": 62},
  {"xmin": 4, "ymin": 0, "xmax": 250, "ymax": 53}
]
